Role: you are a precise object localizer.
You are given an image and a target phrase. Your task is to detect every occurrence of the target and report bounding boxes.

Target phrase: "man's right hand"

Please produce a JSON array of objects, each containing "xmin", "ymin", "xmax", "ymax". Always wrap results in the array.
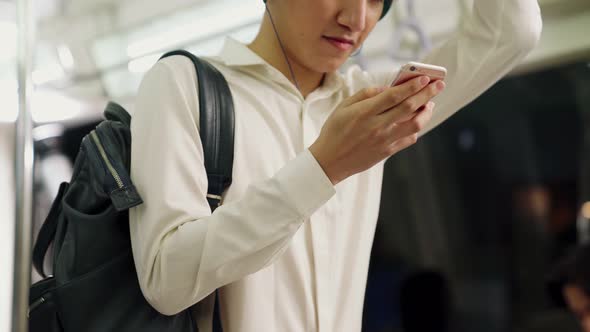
[{"xmin": 309, "ymin": 76, "xmax": 446, "ymax": 186}]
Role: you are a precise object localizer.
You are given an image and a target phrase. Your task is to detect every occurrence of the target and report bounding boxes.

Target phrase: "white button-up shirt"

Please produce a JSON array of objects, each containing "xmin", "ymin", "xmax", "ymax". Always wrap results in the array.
[{"xmin": 129, "ymin": 1, "xmax": 542, "ymax": 331}]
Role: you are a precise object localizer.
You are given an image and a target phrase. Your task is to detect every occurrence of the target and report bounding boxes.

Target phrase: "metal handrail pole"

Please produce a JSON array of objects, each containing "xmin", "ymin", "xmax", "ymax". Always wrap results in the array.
[{"xmin": 12, "ymin": 0, "xmax": 35, "ymax": 330}]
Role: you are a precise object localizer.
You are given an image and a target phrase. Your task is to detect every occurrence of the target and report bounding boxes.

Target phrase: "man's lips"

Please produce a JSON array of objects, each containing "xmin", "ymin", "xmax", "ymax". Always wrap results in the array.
[
  {"xmin": 324, "ymin": 36, "xmax": 355, "ymax": 44},
  {"xmin": 323, "ymin": 36, "xmax": 355, "ymax": 51}
]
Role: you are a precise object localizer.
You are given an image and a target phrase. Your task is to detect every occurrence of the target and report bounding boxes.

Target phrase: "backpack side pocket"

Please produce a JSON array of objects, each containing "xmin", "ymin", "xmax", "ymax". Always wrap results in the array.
[{"xmin": 29, "ymin": 277, "xmax": 63, "ymax": 332}]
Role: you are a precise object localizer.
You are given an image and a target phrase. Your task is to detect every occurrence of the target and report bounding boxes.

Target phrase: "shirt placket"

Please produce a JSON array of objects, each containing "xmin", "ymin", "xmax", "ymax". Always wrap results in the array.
[{"xmin": 301, "ymin": 99, "xmax": 333, "ymax": 332}]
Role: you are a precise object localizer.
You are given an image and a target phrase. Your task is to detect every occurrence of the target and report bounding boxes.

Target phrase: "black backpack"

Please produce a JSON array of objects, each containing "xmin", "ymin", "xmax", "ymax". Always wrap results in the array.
[{"xmin": 28, "ymin": 51, "xmax": 234, "ymax": 332}]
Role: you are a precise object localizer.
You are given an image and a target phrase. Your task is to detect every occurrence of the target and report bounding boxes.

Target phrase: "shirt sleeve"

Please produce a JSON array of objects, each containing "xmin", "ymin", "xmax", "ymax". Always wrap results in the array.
[
  {"xmin": 128, "ymin": 56, "xmax": 336, "ymax": 315},
  {"xmin": 418, "ymin": 0, "xmax": 543, "ymax": 135},
  {"xmin": 370, "ymin": 0, "xmax": 542, "ymax": 136}
]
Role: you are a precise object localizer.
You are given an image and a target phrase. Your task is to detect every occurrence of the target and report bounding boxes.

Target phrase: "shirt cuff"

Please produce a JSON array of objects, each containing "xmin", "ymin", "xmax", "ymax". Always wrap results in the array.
[{"xmin": 275, "ymin": 149, "xmax": 336, "ymax": 218}]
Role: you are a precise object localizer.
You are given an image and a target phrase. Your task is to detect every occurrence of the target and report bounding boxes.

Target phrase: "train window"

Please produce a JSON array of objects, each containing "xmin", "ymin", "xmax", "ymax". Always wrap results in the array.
[
  {"xmin": 366, "ymin": 61, "xmax": 590, "ymax": 332},
  {"xmin": 91, "ymin": 0, "xmax": 263, "ymax": 100}
]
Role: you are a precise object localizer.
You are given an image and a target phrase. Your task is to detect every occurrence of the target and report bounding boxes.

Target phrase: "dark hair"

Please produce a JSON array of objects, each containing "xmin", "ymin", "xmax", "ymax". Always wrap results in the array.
[
  {"xmin": 263, "ymin": 0, "xmax": 393, "ymax": 19},
  {"xmin": 381, "ymin": 0, "xmax": 393, "ymax": 19},
  {"xmin": 547, "ymin": 243, "xmax": 590, "ymax": 307}
]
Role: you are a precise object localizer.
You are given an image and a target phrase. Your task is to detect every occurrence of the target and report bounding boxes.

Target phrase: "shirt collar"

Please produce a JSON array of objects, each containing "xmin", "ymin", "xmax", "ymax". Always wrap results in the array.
[
  {"xmin": 216, "ymin": 37, "xmax": 344, "ymax": 98},
  {"xmin": 218, "ymin": 37, "xmax": 267, "ymax": 67}
]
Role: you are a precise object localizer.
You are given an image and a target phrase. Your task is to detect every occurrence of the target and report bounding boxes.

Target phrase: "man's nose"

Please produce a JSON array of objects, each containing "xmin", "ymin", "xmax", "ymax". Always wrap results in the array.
[{"xmin": 337, "ymin": 1, "xmax": 367, "ymax": 32}]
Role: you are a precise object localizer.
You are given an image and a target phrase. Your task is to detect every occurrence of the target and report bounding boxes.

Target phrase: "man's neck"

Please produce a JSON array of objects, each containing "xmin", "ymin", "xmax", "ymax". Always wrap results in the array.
[{"xmin": 248, "ymin": 22, "xmax": 325, "ymax": 99}]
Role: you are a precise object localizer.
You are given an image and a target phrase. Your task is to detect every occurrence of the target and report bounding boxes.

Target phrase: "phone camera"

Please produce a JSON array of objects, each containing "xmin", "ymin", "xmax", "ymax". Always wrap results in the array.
[{"xmin": 410, "ymin": 66, "xmax": 416, "ymax": 71}]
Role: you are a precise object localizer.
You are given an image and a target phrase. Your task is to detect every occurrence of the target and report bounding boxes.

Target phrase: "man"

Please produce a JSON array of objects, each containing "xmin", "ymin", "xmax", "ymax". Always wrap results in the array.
[{"xmin": 129, "ymin": 0, "xmax": 542, "ymax": 331}]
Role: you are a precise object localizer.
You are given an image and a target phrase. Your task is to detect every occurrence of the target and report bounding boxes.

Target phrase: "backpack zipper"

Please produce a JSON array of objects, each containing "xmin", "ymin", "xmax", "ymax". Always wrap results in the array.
[
  {"xmin": 90, "ymin": 131, "xmax": 124, "ymax": 189},
  {"xmin": 28, "ymin": 296, "xmax": 45, "ymax": 317}
]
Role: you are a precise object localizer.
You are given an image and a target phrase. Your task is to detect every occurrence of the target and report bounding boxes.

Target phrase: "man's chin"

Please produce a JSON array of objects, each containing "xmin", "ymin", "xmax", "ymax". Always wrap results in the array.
[{"xmin": 313, "ymin": 57, "xmax": 348, "ymax": 73}]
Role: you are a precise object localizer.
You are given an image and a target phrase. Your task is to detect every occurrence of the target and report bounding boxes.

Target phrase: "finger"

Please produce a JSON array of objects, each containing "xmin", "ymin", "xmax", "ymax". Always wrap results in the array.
[
  {"xmin": 395, "ymin": 94, "xmax": 436, "ymax": 123},
  {"xmin": 358, "ymin": 76, "xmax": 431, "ymax": 116},
  {"xmin": 399, "ymin": 100, "xmax": 436, "ymax": 125},
  {"xmin": 410, "ymin": 101, "xmax": 436, "ymax": 131},
  {"xmin": 385, "ymin": 102, "xmax": 435, "ymax": 143},
  {"xmin": 385, "ymin": 133, "xmax": 419, "ymax": 158},
  {"xmin": 381, "ymin": 80, "xmax": 444, "ymax": 124},
  {"xmin": 340, "ymin": 87, "xmax": 386, "ymax": 108}
]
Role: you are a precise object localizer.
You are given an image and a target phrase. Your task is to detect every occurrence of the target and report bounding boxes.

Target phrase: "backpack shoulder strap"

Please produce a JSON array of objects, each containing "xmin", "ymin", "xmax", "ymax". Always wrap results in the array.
[
  {"xmin": 159, "ymin": 51, "xmax": 235, "ymax": 213},
  {"xmin": 32, "ymin": 181, "xmax": 69, "ymax": 278},
  {"xmin": 160, "ymin": 50, "xmax": 233, "ymax": 332}
]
